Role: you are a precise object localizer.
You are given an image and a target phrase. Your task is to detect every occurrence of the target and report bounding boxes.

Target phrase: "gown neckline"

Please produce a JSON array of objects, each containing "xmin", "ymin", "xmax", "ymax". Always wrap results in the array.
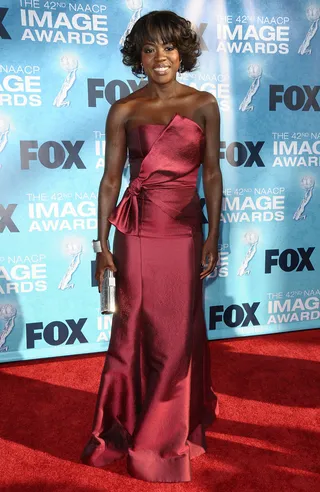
[{"xmin": 127, "ymin": 113, "xmax": 205, "ymax": 137}]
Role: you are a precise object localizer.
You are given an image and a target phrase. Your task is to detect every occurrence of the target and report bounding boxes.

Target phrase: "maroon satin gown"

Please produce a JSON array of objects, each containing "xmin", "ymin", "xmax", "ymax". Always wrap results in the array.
[{"xmin": 81, "ymin": 113, "xmax": 219, "ymax": 482}]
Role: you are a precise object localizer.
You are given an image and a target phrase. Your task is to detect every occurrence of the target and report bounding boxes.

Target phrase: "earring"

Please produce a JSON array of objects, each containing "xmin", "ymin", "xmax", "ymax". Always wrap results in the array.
[
  {"xmin": 178, "ymin": 60, "xmax": 183, "ymax": 76},
  {"xmin": 137, "ymin": 63, "xmax": 146, "ymax": 80}
]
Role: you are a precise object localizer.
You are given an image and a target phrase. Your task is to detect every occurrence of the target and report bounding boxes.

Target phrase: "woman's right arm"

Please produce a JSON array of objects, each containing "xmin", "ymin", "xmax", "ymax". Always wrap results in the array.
[{"xmin": 96, "ymin": 102, "xmax": 128, "ymax": 290}]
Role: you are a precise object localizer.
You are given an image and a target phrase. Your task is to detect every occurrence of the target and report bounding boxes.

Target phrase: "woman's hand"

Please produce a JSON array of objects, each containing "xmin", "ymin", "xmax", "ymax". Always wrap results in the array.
[
  {"xmin": 200, "ymin": 235, "xmax": 218, "ymax": 280},
  {"xmin": 95, "ymin": 250, "xmax": 117, "ymax": 293}
]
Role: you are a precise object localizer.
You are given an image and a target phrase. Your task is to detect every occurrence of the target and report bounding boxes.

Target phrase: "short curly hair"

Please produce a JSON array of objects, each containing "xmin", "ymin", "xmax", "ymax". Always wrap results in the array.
[{"xmin": 120, "ymin": 10, "xmax": 201, "ymax": 77}]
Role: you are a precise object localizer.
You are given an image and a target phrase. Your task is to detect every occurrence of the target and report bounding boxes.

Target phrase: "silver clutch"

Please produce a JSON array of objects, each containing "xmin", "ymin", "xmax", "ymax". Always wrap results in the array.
[{"xmin": 100, "ymin": 269, "xmax": 116, "ymax": 314}]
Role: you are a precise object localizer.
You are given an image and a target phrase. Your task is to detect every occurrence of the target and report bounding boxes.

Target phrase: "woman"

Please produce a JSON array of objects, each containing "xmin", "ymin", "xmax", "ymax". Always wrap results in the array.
[{"xmin": 81, "ymin": 10, "xmax": 222, "ymax": 483}]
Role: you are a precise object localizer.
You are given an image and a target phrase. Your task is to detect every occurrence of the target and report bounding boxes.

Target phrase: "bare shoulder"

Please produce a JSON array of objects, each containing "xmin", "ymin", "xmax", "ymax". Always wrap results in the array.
[
  {"xmin": 106, "ymin": 98, "xmax": 134, "ymax": 130},
  {"xmin": 181, "ymin": 86, "xmax": 219, "ymax": 123},
  {"xmin": 182, "ymin": 85, "xmax": 216, "ymax": 103},
  {"xmin": 106, "ymin": 86, "xmax": 148, "ymax": 129},
  {"xmin": 198, "ymin": 91, "xmax": 220, "ymax": 119}
]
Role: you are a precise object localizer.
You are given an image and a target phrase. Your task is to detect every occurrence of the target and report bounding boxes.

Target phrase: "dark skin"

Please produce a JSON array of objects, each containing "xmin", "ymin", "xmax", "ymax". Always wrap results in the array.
[{"xmin": 96, "ymin": 38, "xmax": 222, "ymax": 291}]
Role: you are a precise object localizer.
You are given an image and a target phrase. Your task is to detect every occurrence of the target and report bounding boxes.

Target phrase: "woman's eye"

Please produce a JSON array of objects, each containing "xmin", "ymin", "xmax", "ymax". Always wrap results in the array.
[{"xmin": 143, "ymin": 46, "xmax": 175, "ymax": 53}]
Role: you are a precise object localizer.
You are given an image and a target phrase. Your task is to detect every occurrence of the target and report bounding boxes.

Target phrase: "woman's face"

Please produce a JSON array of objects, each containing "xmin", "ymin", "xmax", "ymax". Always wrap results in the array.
[{"xmin": 141, "ymin": 38, "xmax": 180, "ymax": 82}]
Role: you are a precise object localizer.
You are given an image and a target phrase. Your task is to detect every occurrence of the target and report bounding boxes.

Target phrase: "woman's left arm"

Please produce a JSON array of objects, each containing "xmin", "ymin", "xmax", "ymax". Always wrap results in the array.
[{"xmin": 200, "ymin": 92, "xmax": 222, "ymax": 279}]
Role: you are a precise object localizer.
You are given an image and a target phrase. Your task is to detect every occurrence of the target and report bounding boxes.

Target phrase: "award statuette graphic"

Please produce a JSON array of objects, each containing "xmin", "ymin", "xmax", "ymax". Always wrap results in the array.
[
  {"xmin": 58, "ymin": 243, "xmax": 83, "ymax": 290},
  {"xmin": 298, "ymin": 6, "xmax": 320, "ymax": 55},
  {"xmin": 237, "ymin": 232, "xmax": 259, "ymax": 276},
  {"xmin": 0, "ymin": 117, "xmax": 10, "ymax": 154},
  {"xmin": 0, "ymin": 304, "xmax": 17, "ymax": 353},
  {"xmin": 119, "ymin": 0, "xmax": 143, "ymax": 46},
  {"xmin": 53, "ymin": 55, "xmax": 78, "ymax": 108},
  {"xmin": 293, "ymin": 176, "xmax": 315, "ymax": 221},
  {"xmin": 239, "ymin": 64, "xmax": 262, "ymax": 112}
]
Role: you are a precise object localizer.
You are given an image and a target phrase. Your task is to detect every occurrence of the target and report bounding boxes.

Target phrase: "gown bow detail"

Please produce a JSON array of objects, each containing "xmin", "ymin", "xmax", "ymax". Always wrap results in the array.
[{"xmin": 108, "ymin": 114, "xmax": 205, "ymax": 236}]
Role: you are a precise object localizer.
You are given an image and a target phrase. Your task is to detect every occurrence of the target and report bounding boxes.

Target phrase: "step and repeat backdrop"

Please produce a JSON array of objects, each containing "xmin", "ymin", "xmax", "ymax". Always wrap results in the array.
[{"xmin": 0, "ymin": 0, "xmax": 319, "ymax": 362}]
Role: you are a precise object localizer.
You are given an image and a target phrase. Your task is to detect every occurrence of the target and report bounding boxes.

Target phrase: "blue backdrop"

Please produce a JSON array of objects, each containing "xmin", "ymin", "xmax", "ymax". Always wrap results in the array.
[{"xmin": 1, "ymin": 0, "xmax": 319, "ymax": 362}]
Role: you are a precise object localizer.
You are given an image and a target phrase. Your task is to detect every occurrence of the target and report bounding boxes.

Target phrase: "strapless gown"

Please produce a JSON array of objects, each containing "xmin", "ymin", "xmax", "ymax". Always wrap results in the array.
[{"xmin": 81, "ymin": 113, "xmax": 219, "ymax": 482}]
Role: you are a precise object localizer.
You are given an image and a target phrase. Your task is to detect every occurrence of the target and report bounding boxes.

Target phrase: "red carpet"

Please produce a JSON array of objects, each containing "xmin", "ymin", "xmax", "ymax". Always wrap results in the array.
[{"xmin": 0, "ymin": 329, "xmax": 319, "ymax": 491}]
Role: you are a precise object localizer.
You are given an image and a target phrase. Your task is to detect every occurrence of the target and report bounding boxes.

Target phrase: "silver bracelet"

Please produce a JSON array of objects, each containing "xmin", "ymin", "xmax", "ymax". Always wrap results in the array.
[
  {"xmin": 92, "ymin": 239, "xmax": 111, "ymax": 253},
  {"xmin": 92, "ymin": 240, "xmax": 102, "ymax": 253}
]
